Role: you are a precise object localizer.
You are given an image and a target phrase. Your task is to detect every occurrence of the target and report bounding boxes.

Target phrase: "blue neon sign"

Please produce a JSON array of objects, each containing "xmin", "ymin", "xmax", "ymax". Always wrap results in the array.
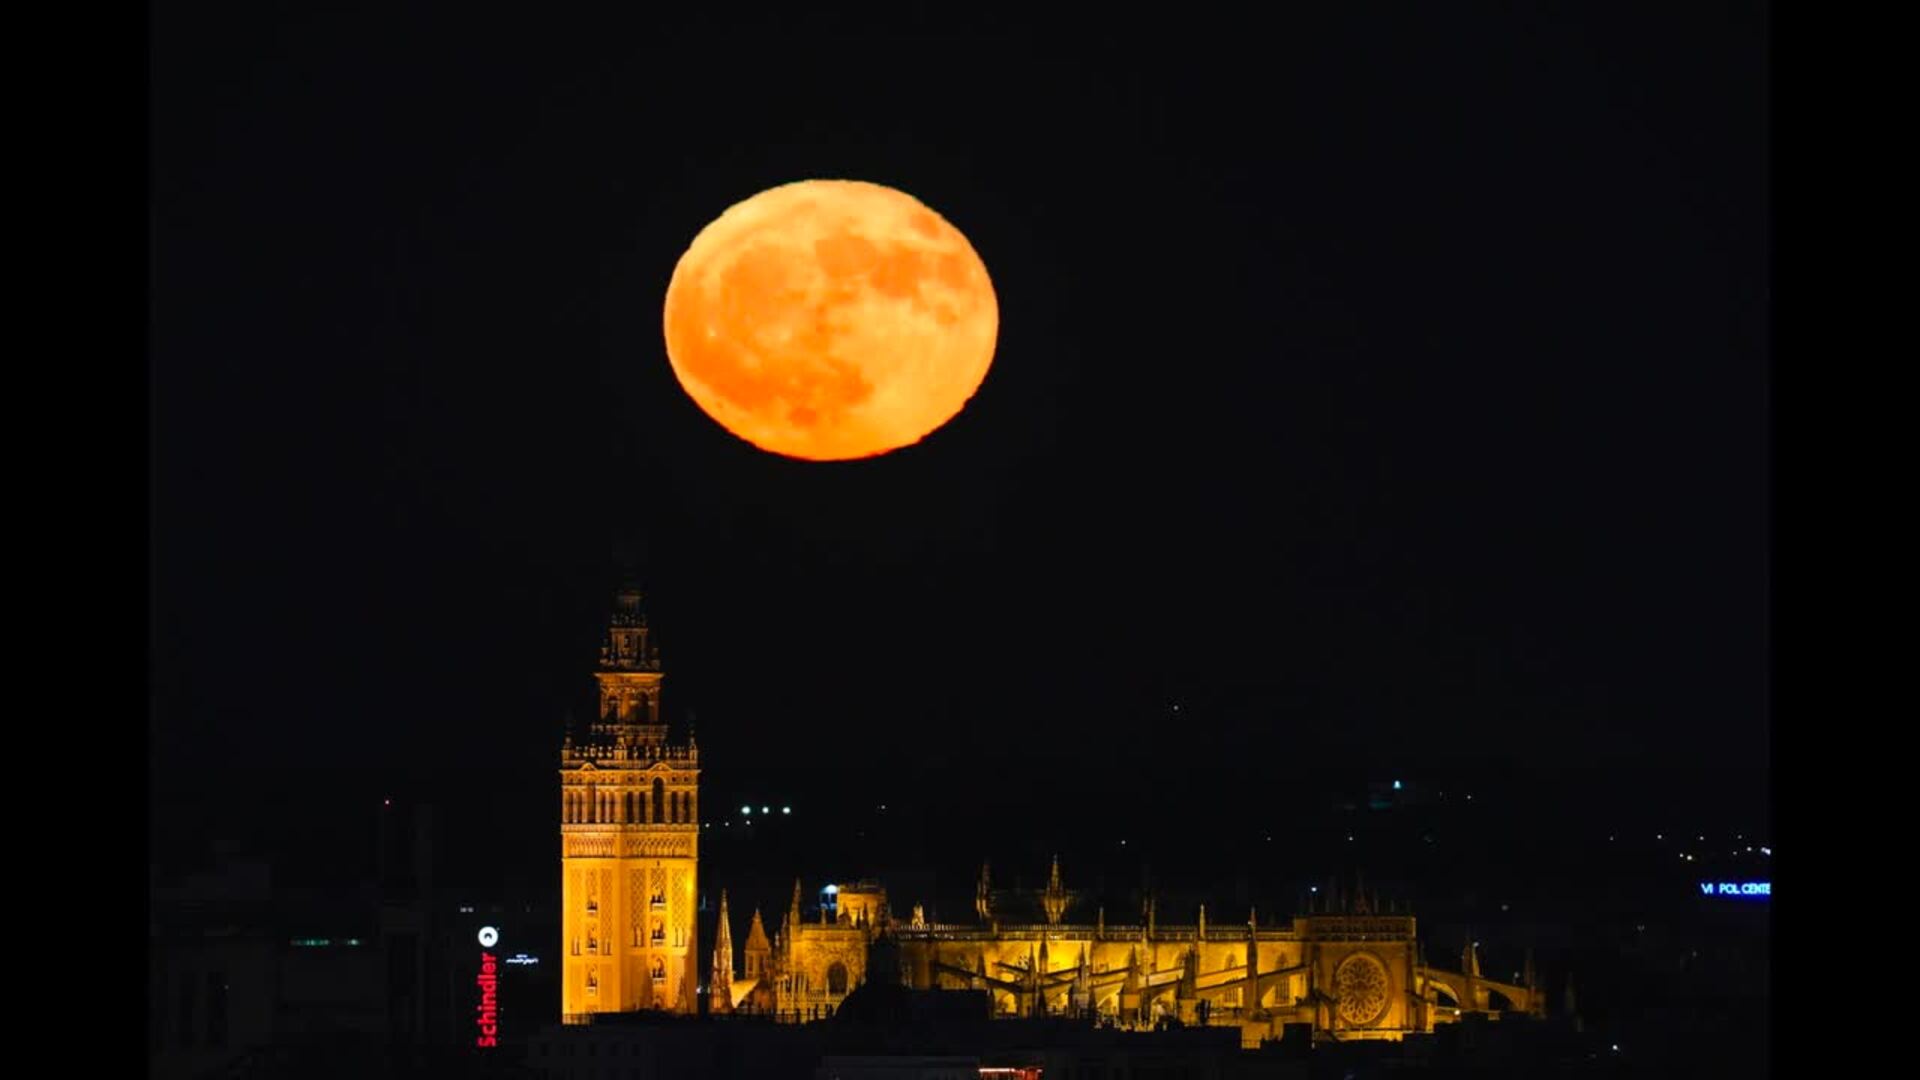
[{"xmin": 1699, "ymin": 881, "xmax": 1769, "ymax": 898}]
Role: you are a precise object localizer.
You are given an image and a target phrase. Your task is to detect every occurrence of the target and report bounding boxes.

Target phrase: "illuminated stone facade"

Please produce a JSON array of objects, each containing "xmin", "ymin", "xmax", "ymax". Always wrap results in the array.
[
  {"xmin": 560, "ymin": 590, "xmax": 1542, "ymax": 1041},
  {"xmin": 714, "ymin": 858, "xmax": 1545, "ymax": 1046},
  {"xmin": 559, "ymin": 588, "xmax": 698, "ymax": 1022}
]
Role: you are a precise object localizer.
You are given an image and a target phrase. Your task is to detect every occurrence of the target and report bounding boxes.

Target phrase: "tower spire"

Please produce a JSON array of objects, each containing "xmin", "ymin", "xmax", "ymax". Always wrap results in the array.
[{"xmin": 711, "ymin": 890, "xmax": 735, "ymax": 1014}]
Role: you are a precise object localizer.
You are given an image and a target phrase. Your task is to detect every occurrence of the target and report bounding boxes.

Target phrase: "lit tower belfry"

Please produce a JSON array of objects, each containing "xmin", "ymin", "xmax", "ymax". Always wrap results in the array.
[{"xmin": 559, "ymin": 585, "xmax": 699, "ymax": 1021}]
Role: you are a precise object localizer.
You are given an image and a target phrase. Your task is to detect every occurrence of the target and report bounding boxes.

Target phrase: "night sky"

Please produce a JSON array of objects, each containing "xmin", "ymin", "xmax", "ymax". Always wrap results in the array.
[{"xmin": 151, "ymin": 6, "xmax": 1768, "ymax": 801}]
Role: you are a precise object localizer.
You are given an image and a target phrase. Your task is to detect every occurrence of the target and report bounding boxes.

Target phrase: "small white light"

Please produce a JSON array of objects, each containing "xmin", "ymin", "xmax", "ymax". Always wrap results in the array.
[
  {"xmin": 741, "ymin": 806, "xmax": 751, "ymax": 815},
  {"xmin": 1311, "ymin": 886, "xmax": 1319, "ymax": 893},
  {"xmin": 762, "ymin": 806, "xmax": 770, "ymax": 814},
  {"xmin": 782, "ymin": 806, "xmax": 791, "ymax": 814},
  {"xmin": 1760, "ymin": 846, "xmax": 1771, "ymax": 856}
]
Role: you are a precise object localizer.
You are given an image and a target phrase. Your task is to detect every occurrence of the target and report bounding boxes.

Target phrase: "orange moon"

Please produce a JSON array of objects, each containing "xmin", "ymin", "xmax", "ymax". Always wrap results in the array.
[{"xmin": 662, "ymin": 179, "xmax": 999, "ymax": 461}]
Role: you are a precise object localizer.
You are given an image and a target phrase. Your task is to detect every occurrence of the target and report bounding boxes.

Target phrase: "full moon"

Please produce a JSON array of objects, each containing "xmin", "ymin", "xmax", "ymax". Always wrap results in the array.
[{"xmin": 662, "ymin": 179, "xmax": 999, "ymax": 461}]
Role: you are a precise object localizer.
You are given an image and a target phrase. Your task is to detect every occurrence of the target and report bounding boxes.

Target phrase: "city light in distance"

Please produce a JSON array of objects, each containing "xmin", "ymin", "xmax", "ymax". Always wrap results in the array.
[{"xmin": 782, "ymin": 806, "xmax": 791, "ymax": 814}]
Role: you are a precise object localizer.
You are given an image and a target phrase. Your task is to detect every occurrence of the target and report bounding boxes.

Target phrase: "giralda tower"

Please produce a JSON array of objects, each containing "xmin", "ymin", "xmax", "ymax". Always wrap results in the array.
[{"xmin": 559, "ymin": 587, "xmax": 699, "ymax": 1020}]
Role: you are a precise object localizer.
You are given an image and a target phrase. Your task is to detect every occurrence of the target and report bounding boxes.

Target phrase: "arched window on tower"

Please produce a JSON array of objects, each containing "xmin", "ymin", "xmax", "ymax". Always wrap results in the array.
[
  {"xmin": 827, "ymin": 963, "xmax": 849, "ymax": 995},
  {"xmin": 586, "ymin": 785, "xmax": 597, "ymax": 824},
  {"xmin": 653, "ymin": 778, "xmax": 666, "ymax": 823}
]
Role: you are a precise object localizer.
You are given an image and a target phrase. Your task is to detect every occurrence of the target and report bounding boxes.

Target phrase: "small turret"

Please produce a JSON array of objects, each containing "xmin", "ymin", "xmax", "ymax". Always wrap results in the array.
[
  {"xmin": 1043, "ymin": 855, "xmax": 1068, "ymax": 925},
  {"xmin": 743, "ymin": 908, "xmax": 771, "ymax": 981}
]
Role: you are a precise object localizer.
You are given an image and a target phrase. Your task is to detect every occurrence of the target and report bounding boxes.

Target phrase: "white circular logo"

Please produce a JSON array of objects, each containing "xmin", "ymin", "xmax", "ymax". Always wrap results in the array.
[{"xmin": 478, "ymin": 926, "xmax": 500, "ymax": 947}]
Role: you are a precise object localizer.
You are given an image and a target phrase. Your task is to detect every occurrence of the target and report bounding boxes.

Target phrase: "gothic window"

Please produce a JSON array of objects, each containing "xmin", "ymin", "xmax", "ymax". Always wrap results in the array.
[
  {"xmin": 653, "ymin": 779, "xmax": 665, "ymax": 823},
  {"xmin": 651, "ymin": 958, "xmax": 666, "ymax": 982},
  {"xmin": 587, "ymin": 930, "xmax": 598, "ymax": 954},
  {"xmin": 827, "ymin": 963, "xmax": 849, "ymax": 995},
  {"xmin": 651, "ymin": 921, "xmax": 665, "ymax": 944},
  {"xmin": 586, "ymin": 968, "xmax": 599, "ymax": 993},
  {"xmin": 571, "ymin": 938, "xmax": 581, "ymax": 956}
]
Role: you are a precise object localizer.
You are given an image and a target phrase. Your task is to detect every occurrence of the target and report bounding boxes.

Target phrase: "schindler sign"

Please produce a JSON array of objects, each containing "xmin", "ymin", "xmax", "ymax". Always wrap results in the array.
[{"xmin": 476, "ymin": 926, "xmax": 501, "ymax": 1048}]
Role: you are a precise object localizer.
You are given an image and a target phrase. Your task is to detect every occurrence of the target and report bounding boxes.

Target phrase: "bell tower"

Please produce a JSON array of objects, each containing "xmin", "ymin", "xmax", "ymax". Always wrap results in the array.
[{"xmin": 560, "ymin": 585, "xmax": 699, "ymax": 1021}]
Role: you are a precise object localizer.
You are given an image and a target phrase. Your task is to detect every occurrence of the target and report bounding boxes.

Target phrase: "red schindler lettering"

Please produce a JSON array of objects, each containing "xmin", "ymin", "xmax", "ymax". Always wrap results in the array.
[{"xmin": 475, "ymin": 951, "xmax": 500, "ymax": 1047}]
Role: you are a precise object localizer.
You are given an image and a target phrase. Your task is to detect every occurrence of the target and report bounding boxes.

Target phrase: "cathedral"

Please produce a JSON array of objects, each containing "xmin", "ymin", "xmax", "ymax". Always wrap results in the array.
[
  {"xmin": 710, "ymin": 861, "xmax": 1546, "ymax": 1046},
  {"xmin": 564, "ymin": 589, "xmax": 1544, "ymax": 1043}
]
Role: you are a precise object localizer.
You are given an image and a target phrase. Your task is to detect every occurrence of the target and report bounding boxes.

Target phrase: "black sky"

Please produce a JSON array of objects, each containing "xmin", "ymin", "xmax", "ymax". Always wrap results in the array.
[{"xmin": 150, "ymin": 6, "xmax": 1768, "ymax": 793}]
